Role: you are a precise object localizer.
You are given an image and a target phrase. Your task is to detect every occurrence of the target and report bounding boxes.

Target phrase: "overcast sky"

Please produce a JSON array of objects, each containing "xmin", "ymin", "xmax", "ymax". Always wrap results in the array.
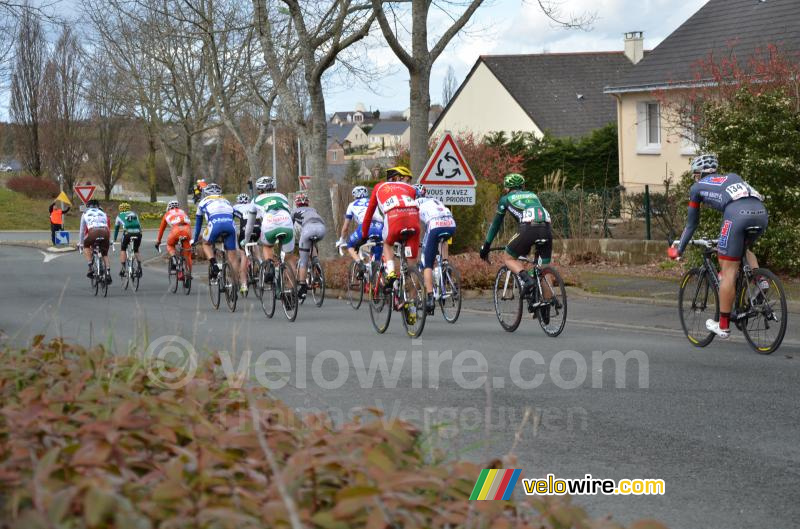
[{"xmin": 328, "ymin": 0, "xmax": 708, "ymax": 112}]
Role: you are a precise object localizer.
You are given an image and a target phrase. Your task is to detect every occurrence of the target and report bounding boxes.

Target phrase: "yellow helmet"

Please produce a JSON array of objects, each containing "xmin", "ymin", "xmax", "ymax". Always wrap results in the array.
[
  {"xmin": 118, "ymin": 202, "xmax": 131, "ymax": 212},
  {"xmin": 386, "ymin": 166, "xmax": 412, "ymax": 181}
]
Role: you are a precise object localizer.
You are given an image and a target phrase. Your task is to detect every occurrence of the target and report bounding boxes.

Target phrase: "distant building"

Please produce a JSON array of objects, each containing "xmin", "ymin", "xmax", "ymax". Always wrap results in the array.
[
  {"xmin": 327, "ymin": 138, "xmax": 346, "ymax": 165},
  {"xmin": 327, "ymin": 123, "xmax": 368, "ymax": 149},
  {"xmin": 368, "ymin": 121, "xmax": 410, "ymax": 154}
]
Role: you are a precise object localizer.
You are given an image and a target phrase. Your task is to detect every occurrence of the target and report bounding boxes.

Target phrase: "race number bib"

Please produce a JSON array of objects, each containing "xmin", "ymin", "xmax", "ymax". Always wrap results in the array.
[
  {"xmin": 726, "ymin": 183, "xmax": 750, "ymax": 201},
  {"xmin": 522, "ymin": 207, "xmax": 550, "ymax": 223},
  {"xmin": 382, "ymin": 195, "xmax": 415, "ymax": 212},
  {"xmin": 429, "ymin": 217, "xmax": 456, "ymax": 229}
]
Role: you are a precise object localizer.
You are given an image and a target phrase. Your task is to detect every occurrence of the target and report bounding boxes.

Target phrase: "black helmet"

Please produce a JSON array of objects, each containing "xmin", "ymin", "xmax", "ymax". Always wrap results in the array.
[{"xmin": 87, "ymin": 199, "xmax": 101, "ymax": 209}]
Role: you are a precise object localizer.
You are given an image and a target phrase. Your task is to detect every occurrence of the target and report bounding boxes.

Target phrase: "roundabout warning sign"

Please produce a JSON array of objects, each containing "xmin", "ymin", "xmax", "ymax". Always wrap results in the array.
[{"xmin": 419, "ymin": 133, "xmax": 476, "ymax": 205}]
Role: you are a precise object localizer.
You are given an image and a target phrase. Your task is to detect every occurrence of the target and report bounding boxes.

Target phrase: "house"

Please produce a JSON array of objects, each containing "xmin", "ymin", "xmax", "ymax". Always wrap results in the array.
[
  {"xmin": 327, "ymin": 138, "xmax": 346, "ymax": 165},
  {"xmin": 604, "ymin": 0, "xmax": 800, "ymax": 193},
  {"xmin": 367, "ymin": 121, "xmax": 410, "ymax": 153},
  {"xmin": 431, "ymin": 48, "xmax": 642, "ymax": 140},
  {"xmin": 330, "ymin": 103, "xmax": 381, "ymax": 127},
  {"xmin": 327, "ymin": 123, "xmax": 368, "ymax": 149}
]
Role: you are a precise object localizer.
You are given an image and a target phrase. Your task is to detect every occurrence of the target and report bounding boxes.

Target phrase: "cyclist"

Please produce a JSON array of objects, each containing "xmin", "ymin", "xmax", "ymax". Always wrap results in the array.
[
  {"xmin": 292, "ymin": 191, "xmax": 327, "ymax": 299},
  {"xmin": 414, "ymin": 184, "xmax": 456, "ymax": 314},
  {"xmin": 244, "ymin": 176, "xmax": 295, "ymax": 281},
  {"xmin": 155, "ymin": 200, "xmax": 193, "ymax": 277},
  {"xmin": 361, "ymin": 166, "xmax": 419, "ymax": 290},
  {"xmin": 113, "ymin": 202, "xmax": 143, "ymax": 278},
  {"xmin": 192, "ymin": 183, "xmax": 243, "ymax": 286},
  {"xmin": 668, "ymin": 154, "xmax": 769, "ymax": 339},
  {"xmin": 479, "ymin": 173, "xmax": 552, "ymax": 296},
  {"xmin": 192, "ymin": 179, "xmax": 208, "ymax": 204},
  {"xmin": 233, "ymin": 193, "xmax": 259, "ymax": 294},
  {"xmin": 78, "ymin": 199, "xmax": 112, "ymax": 284},
  {"xmin": 337, "ymin": 185, "xmax": 383, "ymax": 276}
]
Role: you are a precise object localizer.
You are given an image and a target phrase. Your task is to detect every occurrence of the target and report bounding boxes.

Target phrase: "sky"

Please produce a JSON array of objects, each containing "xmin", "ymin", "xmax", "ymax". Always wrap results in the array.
[{"xmin": 326, "ymin": 0, "xmax": 709, "ymax": 113}]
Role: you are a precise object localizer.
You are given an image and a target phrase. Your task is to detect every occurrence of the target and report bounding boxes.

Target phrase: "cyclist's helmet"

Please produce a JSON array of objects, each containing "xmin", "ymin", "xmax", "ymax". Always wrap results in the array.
[
  {"xmin": 118, "ymin": 202, "xmax": 130, "ymax": 212},
  {"xmin": 204, "ymin": 182, "xmax": 222, "ymax": 196},
  {"xmin": 503, "ymin": 173, "xmax": 525, "ymax": 190},
  {"xmin": 413, "ymin": 183, "xmax": 426, "ymax": 198},
  {"xmin": 236, "ymin": 193, "xmax": 251, "ymax": 205},
  {"xmin": 167, "ymin": 200, "xmax": 180, "ymax": 211},
  {"xmin": 690, "ymin": 154, "xmax": 719, "ymax": 175},
  {"xmin": 294, "ymin": 192, "xmax": 309, "ymax": 207},
  {"xmin": 87, "ymin": 199, "xmax": 100, "ymax": 209},
  {"xmin": 386, "ymin": 166, "xmax": 412, "ymax": 181},
  {"xmin": 352, "ymin": 185, "xmax": 368, "ymax": 199},
  {"xmin": 256, "ymin": 176, "xmax": 276, "ymax": 192}
]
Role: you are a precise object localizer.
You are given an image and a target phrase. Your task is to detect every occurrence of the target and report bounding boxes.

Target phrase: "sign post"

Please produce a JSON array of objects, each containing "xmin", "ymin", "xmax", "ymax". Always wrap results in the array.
[{"xmin": 418, "ymin": 133, "xmax": 476, "ymax": 206}]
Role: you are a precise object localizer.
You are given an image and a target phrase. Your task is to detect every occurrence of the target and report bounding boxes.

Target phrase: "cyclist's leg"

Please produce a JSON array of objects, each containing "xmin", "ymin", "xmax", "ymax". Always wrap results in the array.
[
  {"xmin": 99, "ymin": 231, "xmax": 112, "ymax": 279},
  {"xmin": 220, "ymin": 223, "xmax": 243, "ymax": 285},
  {"xmin": 369, "ymin": 221, "xmax": 384, "ymax": 261},
  {"xmin": 119, "ymin": 233, "xmax": 129, "ymax": 271},
  {"xmin": 346, "ymin": 227, "xmax": 363, "ymax": 263},
  {"xmin": 132, "ymin": 233, "xmax": 142, "ymax": 264},
  {"xmin": 716, "ymin": 211, "xmax": 745, "ymax": 334},
  {"xmin": 504, "ymin": 225, "xmax": 536, "ymax": 289}
]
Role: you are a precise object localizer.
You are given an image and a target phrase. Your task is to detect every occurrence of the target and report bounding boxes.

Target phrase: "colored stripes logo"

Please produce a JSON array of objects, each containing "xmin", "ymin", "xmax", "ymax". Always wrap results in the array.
[{"xmin": 469, "ymin": 469, "xmax": 521, "ymax": 500}]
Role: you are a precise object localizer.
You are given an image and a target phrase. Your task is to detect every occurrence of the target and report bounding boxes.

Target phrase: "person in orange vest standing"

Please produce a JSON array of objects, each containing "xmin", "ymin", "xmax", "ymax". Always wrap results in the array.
[{"xmin": 49, "ymin": 200, "xmax": 70, "ymax": 245}]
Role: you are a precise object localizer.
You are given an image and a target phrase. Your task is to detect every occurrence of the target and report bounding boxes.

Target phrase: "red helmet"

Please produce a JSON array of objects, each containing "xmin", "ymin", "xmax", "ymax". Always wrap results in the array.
[{"xmin": 294, "ymin": 192, "xmax": 309, "ymax": 207}]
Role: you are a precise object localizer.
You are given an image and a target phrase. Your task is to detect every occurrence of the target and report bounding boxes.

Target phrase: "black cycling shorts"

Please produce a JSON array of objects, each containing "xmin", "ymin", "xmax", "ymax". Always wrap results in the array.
[
  {"xmin": 121, "ymin": 233, "xmax": 142, "ymax": 252},
  {"xmin": 718, "ymin": 197, "xmax": 768, "ymax": 261},
  {"xmin": 506, "ymin": 222, "xmax": 553, "ymax": 262}
]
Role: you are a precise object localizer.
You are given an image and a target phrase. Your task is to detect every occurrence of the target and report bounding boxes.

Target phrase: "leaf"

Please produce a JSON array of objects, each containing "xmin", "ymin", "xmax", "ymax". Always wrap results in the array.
[
  {"xmin": 47, "ymin": 486, "xmax": 78, "ymax": 524},
  {"xmin": 84, "ymin": 486, "xmax": 115, "ymax": 527},
  {"xmin": 311, "ymin": 511, "xmax": 350, "ymax": 529},
  {"xmin": 336, "ymin": 485, "xmax": 380, "ymax": 500},
  {"xmin": 34, "ymin": 447, "xmax": 61, "ymax": 483},
  {"xmin": 71, "ymin": 441, "xmax": 111, "ymax": 466},
  {"xmin": 366, "ymin": 448, "xmax": 394, "ymax": 473},
  {"xmin": 152, "ymin": 481, "xmax": 187, "ymax": 502}
]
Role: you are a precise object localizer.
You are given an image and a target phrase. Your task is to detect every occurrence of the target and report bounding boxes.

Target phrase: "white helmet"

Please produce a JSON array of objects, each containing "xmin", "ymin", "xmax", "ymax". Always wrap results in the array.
[
  {"xmin": 256, "ymin": 176, "xmax": 275, "ymax": 192},
  {"xmin": 204, "ymin": 182, "xmax": 222, "ymax": 196},
  {"xmin": 352, "ymin": 185, "xmax": 368, "ymax": 199},
  {"xmin": 167, "ymin": 200, "xmax": 180, "ymax": 211},
  {"xmin": 236, "ymin": 193, "xmax": 250, "ymax": 205},
  {"xmin": 690, "ymin": 154, "xmax": 719, "ymax": 175}
]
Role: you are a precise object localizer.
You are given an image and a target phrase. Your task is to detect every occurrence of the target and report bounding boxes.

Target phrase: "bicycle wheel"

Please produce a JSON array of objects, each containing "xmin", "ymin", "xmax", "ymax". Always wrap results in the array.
[
  {"xmin": 123, "ymin": 261, "xmax": 131, "ymax": 291},
  {"xmin": 222, "ymin": 261, "xmax": 238, "ymax": 312},
  {"xmin": 311, "ymin": 261, "xmax": 325, "ymax": 307},
  {"xmin": 91, "ymin": 257, "xmax": 99, "ymax": 296},
  {"xmin": 493, "ymin": 266, "xmax": 523, "ymax": 332},
  {"xmin": 182, "ymin": 260, "xmax": 192, "ymax": 295},
  {"xmin": 209, "ymin": 263, "xmax": 221, "ymax": 310},
  {"xmin": 132, "ymin": 261, "xmax": 140, "ymax": 292},
  {"xmin": 280, "ymin": 264, "xmax": 298, "ymax": 321},
  {"xmin": 439, "ymin": 264, "xmax": 462, "ymax": 324},
  {"xmin": 100, "ymin": 262, "xmax": 109, "ymax": 298},
  {"xmin": 401, "ymin": 268, "xmax": 427, "ymax": 338},
  {"xmin": 347, "ymin": 261, "xmax": 364, "ymax": 310},
  {"xmin": 251, "ymin": 261, "xmax": 262, "ymax": 301},
  {"xmin": 168, "ymin": 258, "xmax": 179, "ymax": 293},
  {"xmin": 260, "ymin": 261, "xmax": 276, "ymax": 318},
  {"xmin": 537, "ymin": 266, "xmax": 567, "ymax": 337},
  {"xmin": 369, "ymin": 268, "xmax": 392, "ymax": 334},
  {"xmin": 678, "ymin": 268, "xmax": 718, "ymax": 347},
  {"xmin": 739, "ymin": 268, "xmax": 787, "ymax": 354}
]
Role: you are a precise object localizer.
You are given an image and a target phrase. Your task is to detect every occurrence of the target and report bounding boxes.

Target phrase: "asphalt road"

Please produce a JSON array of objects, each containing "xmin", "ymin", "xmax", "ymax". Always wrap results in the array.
[{"xmin": 1, "ymin": 242, "xmax": 799, "ymax": 529}]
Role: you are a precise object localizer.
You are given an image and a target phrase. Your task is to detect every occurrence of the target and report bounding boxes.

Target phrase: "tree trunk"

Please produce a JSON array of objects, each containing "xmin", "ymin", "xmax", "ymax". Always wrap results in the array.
[
  {"xmin": 409, "ymin": 64, "xmax": 431, "ymax": 179},
  {"xmin": 307, "ymin": 81, "xmax": 336, "ymax": 256},
  {"xmin": 147, "ymin": 127, "xmax": 158, "ymax": 202}
]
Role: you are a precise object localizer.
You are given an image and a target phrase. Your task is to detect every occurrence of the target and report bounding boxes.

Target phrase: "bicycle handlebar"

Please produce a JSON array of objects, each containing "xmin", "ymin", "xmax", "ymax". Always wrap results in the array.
[{"xmin": 673, "ymin": 239, "xmax": 719, "ymax": 249}]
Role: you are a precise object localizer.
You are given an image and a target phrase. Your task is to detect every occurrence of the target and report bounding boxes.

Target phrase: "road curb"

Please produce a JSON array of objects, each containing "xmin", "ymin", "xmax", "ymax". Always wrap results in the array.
[{"xmin": 0, "ymin": 240, "xmax": 76, "ymax": 253}]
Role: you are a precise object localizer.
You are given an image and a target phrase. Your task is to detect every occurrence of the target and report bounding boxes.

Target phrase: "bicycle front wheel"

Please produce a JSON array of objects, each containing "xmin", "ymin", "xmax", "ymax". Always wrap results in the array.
[
  {"xmin": 537, "ymin": 266, "xmax": 567, "ymax": 337},
  {"xmin": 439, "ymin": 264, "xmax": 462, "ymax": 323},
  {"xmin": 311, "ymin": 261, "xmax": 325, "ymax": 307},
  {"xmin": 280, "ymin": 264, "xmax": 299, "ymax": 321},
  {"xmin": 123, "ymin": 262, "xmax": 131, "ymax": 291},
  {"xmin": 347, "ymin": 261, "xmax": 364, "ymax": 310},
  {"xmin": 401, "ymin": 268, "xmax": 427, "ymax": 338},
  {"xmin": 209, "ymin": 264, "xmax": 221, "ymax": 310},
  {"xmin": 369, "ymin": 268, "xmax": 392, "ymax": 334},
  {"xmin": 168, "ymin": 259, "xmax": 178, "ymax": 293},
  {"xmin": 494, "ymin": 266, "xmax": 523, "ymax": 332},
  {"xmin": 740, "ymin": 268, "xmax": 787, "ymax": 354},
  {"xmin": 260, "ymin": 261, "xmax": 276, "ymax": 318},
  {"xmin": 678, "ymin": 268, "xmax": 717, "ymax": 347},
  {"xmin": 223, "ymin": 261, "xmax": 238, "ymax": 312},
  {"xmin": 132, "ymin": 261, "xmax": 140, "ymax": 292}
]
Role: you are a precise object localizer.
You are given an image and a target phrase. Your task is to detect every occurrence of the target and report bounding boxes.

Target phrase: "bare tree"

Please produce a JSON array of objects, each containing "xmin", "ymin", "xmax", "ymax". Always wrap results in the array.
[
  {"xmin": 9, "ymin": 6, "xmax": 46, "ymax": 175},
  {"xmin": 40, "ymin": 25, "xmax": 85, "ymax": 194},
  {"xmin": 441, "ymin": 64, "xmax": 457, "ymax": 106},
  {"xmin": 371, "ymin": 0, "xmax": 484, "ymax": 177},
  {"xmin": 85, "ymin": 50, "xmax": 132, "ymax": 200}
]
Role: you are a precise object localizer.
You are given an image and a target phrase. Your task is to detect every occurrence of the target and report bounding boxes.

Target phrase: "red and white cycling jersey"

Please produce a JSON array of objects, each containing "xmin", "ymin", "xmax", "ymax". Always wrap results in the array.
[
  {"xmin": 362, "ymin": 181, "xmax": 420, "ymax": 258},
  {"xmin": 164, "ymin": 208, "xmax": 191, "ymax": 226}
]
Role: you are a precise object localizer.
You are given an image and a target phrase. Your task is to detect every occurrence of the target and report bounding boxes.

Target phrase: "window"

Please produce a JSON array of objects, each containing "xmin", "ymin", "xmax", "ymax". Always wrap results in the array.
[
  {"xmin": 331, "ymin": 150, "xmax": 338, "ymax": 161},
  {"xmin": 636, "ymin": 101, "xmax": 661, "ymax": 154}
]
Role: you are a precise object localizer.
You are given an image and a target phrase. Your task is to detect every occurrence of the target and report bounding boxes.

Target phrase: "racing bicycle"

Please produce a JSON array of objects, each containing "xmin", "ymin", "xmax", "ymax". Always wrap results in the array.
[
  {"xmin": 207, "ymin": 242, "xmax": 238, "ymax": 312},
  {"xmin": 427, "ymin": 234, "xmax": 462, "ymax": 323},
  {"xmin": 676, "ymin": 235, "xmax": 787, "ymax": 354},
  {"xmin": 369, "ymin": 229, "xmax": 427, "ymax": 337},
  {"xmin": 259, "ymin": 234, "xmax": 299, "ymax": 321},
  {"xmin": 243, "ymin": 241, "xmax": 263, "ymax": 300},
  {"xmin": 297, "ymin": 235, "xmax": 325, "ymax": 307},
  {"xmin": 120, "ymin": 235, "xmax": 142, "ymax": 292},
  {"xmin": 87, "ymin": 239, "xmax": 110, "ymax": 298},
  {"xmin": 159, "ymin": 237, "xmax": 193, "ymax": 295},
  {"xmin": 342, "ymin": 237, "xmax": 380, "ymax": 310},
  {"xmin": 490, "ymin": 245, "xmax": 567, "ymax": 336}
]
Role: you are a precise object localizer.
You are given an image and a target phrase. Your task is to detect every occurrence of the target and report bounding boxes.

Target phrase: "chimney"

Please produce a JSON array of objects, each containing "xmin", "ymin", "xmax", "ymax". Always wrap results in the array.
[{"xmin": 624, "ymin": 31, "xmax": 644, "ymax": 64}]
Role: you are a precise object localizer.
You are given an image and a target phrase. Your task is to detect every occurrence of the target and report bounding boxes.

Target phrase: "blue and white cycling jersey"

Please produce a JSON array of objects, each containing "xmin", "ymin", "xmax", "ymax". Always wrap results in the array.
[{"xmin": 194, "ymin": 195, "xmax": 237, "ymax": 251}]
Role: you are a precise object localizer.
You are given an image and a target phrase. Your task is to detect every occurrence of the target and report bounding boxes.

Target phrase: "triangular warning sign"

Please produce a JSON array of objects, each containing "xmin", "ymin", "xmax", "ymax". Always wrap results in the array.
[
  {"xmin": 74, "ymin": 185, "xmax": 96, "ymax": 205},
  {"xmin": 419, "ymin": 133, "xmax": 476, "ymax": 186}
]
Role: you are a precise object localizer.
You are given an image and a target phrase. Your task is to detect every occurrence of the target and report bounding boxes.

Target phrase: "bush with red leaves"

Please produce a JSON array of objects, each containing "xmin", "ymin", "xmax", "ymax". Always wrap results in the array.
[{"xmin": 6, "ymin": 175, "xmax": 59, "ymax": 199}]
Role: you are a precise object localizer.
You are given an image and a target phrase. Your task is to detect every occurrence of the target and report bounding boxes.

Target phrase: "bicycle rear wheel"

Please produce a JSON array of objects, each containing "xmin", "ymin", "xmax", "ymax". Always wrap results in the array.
[
  {"xmin": 369, "ymin": 268, "xmax": 392, "ymax": 334},
  {"xmin": 493, "ymin": 266, "xmax": 523, "ymax": 332},
  {"xmin": 209, "ymin": 263, "xmax": 221, "ymax": 310},
  {"xmin": 182, "ymin": 260, "xmax": 192, "ymax": 295},
  {"xmin": 537, "ymin": 266, "xmax": 567, "ymax": 337},
  {"xmin": 260, "ymin": 261, "xmax": 276, "ymax": 318},
  {"xmin": 280, "ymin": 264, "xmax": 298, "ymax": 321},
  {"xmin": 168, "ymin": 258, "xmax": 178, "ymax": 293},
  {"xmin": 311, "ymin": 261, "xmax": 325, "ymax": 307},
  {"xmin": 740, "ymin": 268, "xmax": 787, "ymax": 354},
  {"xmin": 401, "ymin": 268, "xmax": 427, "ymax": 338},
  {"xmin": 223, "ymin": 261, "xmax": 238, "ymax": 312},
  {"xmin": 132, "ymin": 261, "xmax": 140, "ymax": 292},
  {"xmin": 678, "ymin": 268, "xmax": 717, "ymax": 347},
  {"xmin": 123, "ymin": 261, "xmax": 131, "ymax": 291},
  {"xmin": 439, "ymin": 264, "xmax": 462, "ymax": 324},
  {"xmin": 347, "ymin": 261, "xmax": 364, "ymax": 309},
  {"xmin": 250, "ymin": 261, "xmax": 262, "ymax": 300},
  {"xmin": 91, "ymin": 257, "xmax": 99, "ymax": 296}
]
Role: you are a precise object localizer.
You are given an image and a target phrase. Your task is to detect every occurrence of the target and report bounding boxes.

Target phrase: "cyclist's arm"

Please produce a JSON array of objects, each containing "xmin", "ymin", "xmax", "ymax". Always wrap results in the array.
[
  {"xmin": 192, "ymin": 210, "xmax": 204, "ymax": 243},
  {"xmin": 243, "ymin": 207, "xmax": 256, "ymax": 243},
  {"xmin": 361, "ymin": 191, "xmax": 378, "ymax": 240},
  {"xmin": 79, "ymin": 215, "xmax": 86, "ymax": 246},
  {"xmin": 677, "ymin": 186, "xmax": 702, "ymax": 254},
  {"xmin": 484, "ymin": 198, "xmax": 507, "ymax": 246},
  {"xmin": 340, "ymin": 217, "xmax": 351, "ymax": 239},
  {"xmin": 156, "ymin": 216, "xmax": 168, "ymax": 244},
  {"xmin": 113, "ymin": 216, "xmax": 120, "ymax": 241}
]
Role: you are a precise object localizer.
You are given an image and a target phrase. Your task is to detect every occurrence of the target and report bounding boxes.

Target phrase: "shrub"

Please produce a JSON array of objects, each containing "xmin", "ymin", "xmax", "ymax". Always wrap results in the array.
[
  {"xmin": 6, "ymin": 175, "xmax": 59, "ymax": 199},
  {"xmin": 0, "ymin": 337, "xmax": 666, "ymax": 528}
]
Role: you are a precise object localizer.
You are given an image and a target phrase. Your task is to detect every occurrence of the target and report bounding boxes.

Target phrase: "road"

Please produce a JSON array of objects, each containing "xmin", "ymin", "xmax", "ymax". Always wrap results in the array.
[{"xmin": 1, "ymin": 242, "xmax": 799, "ymax": 529}]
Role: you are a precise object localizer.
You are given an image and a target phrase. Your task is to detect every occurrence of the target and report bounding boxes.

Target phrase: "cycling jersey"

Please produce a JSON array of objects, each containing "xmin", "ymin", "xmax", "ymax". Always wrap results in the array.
[
  {"xmin": 157, "ymin": 208, "xmax": 192, "ymax": 259},
  {"xmin": 678, "ymin": 173, "xmax": 768, "ymax": 259},
  {"xmin": 484, "ymin": 189, "xmax": 552, "ymax": 263},
  {"xmin": 293, "ymin": 206, "xmax": 326, "ymax": 269},
  {"xmin": 254, "ymin": 192, "xmax": 291, "ymax": 213},
  {"xmin": 79, "ymin": 208, "xmax": 110, "ymax": 246},
  {"xmin": 362, "ymin": 182, "xmax": 420, "ymax": 258},
  {"xmin": 292, "ymin": 206, "xmax": 325, "ymax": 228},
  {"xmin": 194, "ymin": 195, "xmax": 237, "ymax": 251},
  {"xmin": 245, "ymin": 194, "xmax": 294, "ymax": 251},
  {"xmin": 417, "ymin": 197, "xmax": 455, "ymax": 226},
  {"xmin": 113, "ymin": 211, "xmax": 142, "ymax": 241},
  {"xmin": 417, "ymin": 197, "xmax": 456, "ymax": 268},
  {"xmin": 345, "ymin": 198, "xmax": 383, "ymax": 225}
]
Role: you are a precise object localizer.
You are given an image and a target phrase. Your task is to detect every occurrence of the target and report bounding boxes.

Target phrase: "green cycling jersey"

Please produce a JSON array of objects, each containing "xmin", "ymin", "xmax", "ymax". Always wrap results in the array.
[
  {"xmin": 254, "ymin": 192, "xmax": 291, "ymax": 213},
  {"xmin": 484, "ymin": 189, "xmax": 550, "ymax": 244},
  {"xmin": 113, "ymin": 211, "xmax": 142, "ymax": 240}
]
